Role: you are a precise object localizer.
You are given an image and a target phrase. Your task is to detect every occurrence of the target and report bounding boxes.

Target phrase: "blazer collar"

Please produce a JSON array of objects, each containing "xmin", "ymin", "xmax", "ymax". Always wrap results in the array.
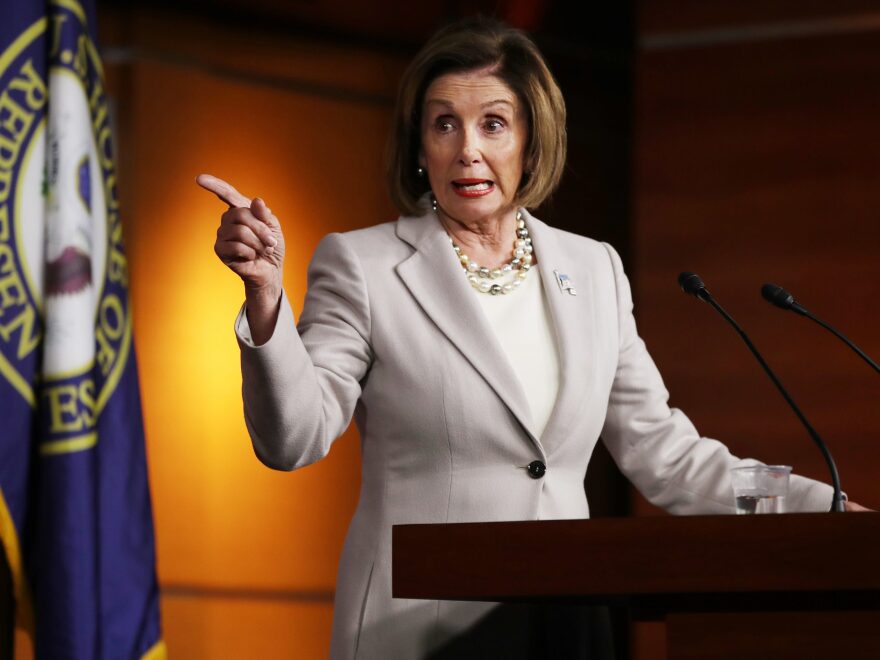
[
  {"xmin": 395, "ymin": 210, "xmax": 541, "ymax": 452},
  {"xmin": 526, "ymin": 210, "xmax": 590, "ymax": 451},
  {"xmin": 394, "ymin": 208, "xmax": 590, "ymax": 455}
]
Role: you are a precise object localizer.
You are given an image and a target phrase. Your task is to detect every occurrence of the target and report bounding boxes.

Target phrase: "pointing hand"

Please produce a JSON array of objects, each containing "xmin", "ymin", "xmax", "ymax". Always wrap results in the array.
[{"xmin": 197, "ymin": 173, "xmax": 286, "ymax": 300}]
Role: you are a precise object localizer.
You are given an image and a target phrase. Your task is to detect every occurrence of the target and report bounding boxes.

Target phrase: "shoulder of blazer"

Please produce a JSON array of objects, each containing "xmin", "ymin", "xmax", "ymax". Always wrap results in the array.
[
  {"xmin": 315, "ymin": 219, "xmax": 414, "ymax": 274},
  {"xmin": 333, "ymin": 219, "xmax": 401, "ymax": 252},
  {"xmin": 394, "ymin": 210, "xmax": 441, "ymax": 251},
  {"xmin": 519, "ymin": 210, "xmax": 620, "ymax": 278}
]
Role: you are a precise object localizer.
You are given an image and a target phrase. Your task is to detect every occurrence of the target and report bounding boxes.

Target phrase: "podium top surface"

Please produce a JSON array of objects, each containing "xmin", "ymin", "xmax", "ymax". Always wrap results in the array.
[{"xmin": 392, "ymin": 513, "xmax": 880, "ymax": 612}]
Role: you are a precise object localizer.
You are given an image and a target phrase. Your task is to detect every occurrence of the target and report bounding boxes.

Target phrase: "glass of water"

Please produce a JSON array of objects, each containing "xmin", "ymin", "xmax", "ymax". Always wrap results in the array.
[{"xmin": 730, "ymin": 465, "xmax": 791, "ymax": 514}]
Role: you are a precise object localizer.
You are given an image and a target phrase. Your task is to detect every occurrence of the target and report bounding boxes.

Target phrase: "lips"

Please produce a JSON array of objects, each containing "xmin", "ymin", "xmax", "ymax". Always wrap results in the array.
[{"xmin": 452, "ymin": 179, "xmax": 494, "ymax": 197}]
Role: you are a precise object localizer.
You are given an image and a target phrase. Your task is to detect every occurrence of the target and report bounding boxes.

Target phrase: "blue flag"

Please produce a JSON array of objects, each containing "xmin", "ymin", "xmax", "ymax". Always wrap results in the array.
[{"xmin": 0, "ymin": 1, "xmax": 164, "ymax": 657}]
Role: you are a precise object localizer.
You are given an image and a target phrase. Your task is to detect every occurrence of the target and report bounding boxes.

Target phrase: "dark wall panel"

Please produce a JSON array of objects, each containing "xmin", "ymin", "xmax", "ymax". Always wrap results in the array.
[{"xmin": 634, "ymin": 13, "xmax": 880, "ymax": 511}]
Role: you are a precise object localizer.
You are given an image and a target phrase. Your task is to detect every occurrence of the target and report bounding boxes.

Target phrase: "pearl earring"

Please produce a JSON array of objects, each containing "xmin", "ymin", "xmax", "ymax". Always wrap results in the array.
[{"xmin": 417, "ymin": 167, "xmax": 426, "ymax": 177}]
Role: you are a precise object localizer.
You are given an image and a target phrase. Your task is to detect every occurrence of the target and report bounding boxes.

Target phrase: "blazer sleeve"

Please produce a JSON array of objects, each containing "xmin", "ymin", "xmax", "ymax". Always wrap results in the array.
[
  {"xmin": 598, "ymin": 243, "xmax": 834, "ymax": 514},
  {"xmin": 234, "ymin": 232, "xmax": 372, "ymax": 471}
]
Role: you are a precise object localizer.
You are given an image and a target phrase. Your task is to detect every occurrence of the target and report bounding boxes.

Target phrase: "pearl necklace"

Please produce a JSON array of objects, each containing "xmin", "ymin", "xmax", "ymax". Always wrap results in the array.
[{"xmin": 448, "ymin": 211, "xmax": 533, "ymax": 295}]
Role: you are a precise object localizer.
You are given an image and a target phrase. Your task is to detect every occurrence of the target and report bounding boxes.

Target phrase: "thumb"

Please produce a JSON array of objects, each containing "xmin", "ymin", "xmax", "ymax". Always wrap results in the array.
[{"xmin": 251, "ymin": 197, "xmax": 279, "ymax": 228}]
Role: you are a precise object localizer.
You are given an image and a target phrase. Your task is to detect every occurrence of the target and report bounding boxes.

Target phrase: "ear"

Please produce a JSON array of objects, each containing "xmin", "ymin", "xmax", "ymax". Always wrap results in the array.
[{"xmin": 417, "ymin": 149, "xmax": 426, "ymax": 169}]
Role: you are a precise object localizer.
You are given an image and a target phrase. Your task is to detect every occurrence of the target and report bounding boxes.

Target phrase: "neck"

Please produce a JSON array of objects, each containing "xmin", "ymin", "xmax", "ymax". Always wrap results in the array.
[{"xmin": 438, "ymin": 208, "xmax": 519, "ymax": 269}]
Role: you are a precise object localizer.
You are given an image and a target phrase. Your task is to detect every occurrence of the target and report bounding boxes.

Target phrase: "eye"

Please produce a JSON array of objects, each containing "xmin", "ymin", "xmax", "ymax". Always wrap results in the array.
[
  {"xmin": 484, "ymin": 118, "xmax": 505, "ymax": 133},
  {"xmin": 434, "ymin": 116, "xmax": 455, "ymax": 133}
]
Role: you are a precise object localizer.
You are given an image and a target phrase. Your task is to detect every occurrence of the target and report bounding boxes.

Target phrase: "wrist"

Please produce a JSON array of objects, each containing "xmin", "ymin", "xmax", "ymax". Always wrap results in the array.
[
  {"xmin": 243, "ymin": 282, "xmax": 282, "ymax": 346},
  {"xmin": 244, "ymin": 281, "xmax": 282, "ymax": 311}
]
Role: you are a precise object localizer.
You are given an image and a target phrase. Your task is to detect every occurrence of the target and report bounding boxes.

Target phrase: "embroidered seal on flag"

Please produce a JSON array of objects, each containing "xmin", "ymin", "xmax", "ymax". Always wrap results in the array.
[
  {"xmin": 0, "ymin": 3, "xmax": 131, "ymax": 455},
  {"xmin": 0, "ymin": 17, "xmax": 47, "ymax": 407}
]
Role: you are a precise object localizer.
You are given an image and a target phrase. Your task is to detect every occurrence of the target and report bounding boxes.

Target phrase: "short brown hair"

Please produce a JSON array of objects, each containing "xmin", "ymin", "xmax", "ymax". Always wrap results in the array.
[{"xmin": 387, "ymin": 17, "xmax": 567, "ymax": 216}]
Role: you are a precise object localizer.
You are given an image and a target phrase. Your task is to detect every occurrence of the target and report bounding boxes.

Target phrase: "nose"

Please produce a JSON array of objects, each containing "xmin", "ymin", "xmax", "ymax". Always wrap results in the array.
[{"xmin": 458, "ymin": 128, "xmax": 481, "ymax": 165}]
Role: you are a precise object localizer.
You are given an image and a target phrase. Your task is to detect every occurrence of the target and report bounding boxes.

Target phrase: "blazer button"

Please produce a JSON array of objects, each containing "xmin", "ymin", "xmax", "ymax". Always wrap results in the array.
[{"xmin": 527, "ymin": 460, "xmax": 546, "ymax": 479}]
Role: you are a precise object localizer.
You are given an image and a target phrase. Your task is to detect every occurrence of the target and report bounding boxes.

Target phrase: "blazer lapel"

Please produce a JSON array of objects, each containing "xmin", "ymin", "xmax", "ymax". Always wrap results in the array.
[
  {"xmin": 395, "ymin": 213, "xmax": 542, "ymax": 451},
  {"xmin": 526, "ymin": 212, "xmax": 593, "ymax": 451}
]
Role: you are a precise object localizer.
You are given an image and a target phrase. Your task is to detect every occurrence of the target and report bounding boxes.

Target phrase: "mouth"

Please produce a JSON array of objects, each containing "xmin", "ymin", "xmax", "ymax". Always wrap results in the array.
[{"xmin": 452, "ymin": 179, "xmax": 494, "ymax": 197}]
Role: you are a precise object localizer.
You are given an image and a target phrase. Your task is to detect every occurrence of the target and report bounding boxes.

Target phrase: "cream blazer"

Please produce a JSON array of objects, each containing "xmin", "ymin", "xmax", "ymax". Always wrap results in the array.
[{"xmin": 235, "ymin": 209, "xmax": 833, "ymax": 660}]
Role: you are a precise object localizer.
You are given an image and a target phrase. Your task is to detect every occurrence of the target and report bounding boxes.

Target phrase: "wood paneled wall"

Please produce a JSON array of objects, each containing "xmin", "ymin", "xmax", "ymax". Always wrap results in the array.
[
  {"xmin": 96, "ymin": 6, "xmax": 407, "ymax": 657},
  {"xmin": 65, "ymin": 2, "xmax": 878, "ymax": 658},
  {"xmin": 633, "ymin": 2, "xmax": 880, "ymax": 658},
  {"xmin": 88, "ymin": 4, "xmax": 635, "ymax": 657},
  {"xmin": 635, "ymin": 1, "xmax": 880, "ymax": 511}
]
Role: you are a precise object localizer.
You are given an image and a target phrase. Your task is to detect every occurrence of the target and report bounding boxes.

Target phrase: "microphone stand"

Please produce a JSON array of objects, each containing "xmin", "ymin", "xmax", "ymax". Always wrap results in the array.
[
  {"xmin": 680, "ymin": 273, "xmax": 845, "ymax": 512},
  {"xmin": 762, "ymin": 284, "xmax": 880, "ymax": 375}
]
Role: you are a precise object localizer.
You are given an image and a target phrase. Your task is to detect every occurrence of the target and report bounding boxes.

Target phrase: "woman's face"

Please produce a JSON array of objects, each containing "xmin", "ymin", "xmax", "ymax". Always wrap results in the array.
[{"xmin": 419, "ymin": 68, "xmax": 527, "ymax": 227}]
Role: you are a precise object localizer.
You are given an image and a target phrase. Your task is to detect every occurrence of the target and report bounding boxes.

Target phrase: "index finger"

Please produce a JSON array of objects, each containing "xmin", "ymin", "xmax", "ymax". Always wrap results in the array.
[{"xmin": 196, "ymin": 173, "xmax": 252, "ymax": 208}]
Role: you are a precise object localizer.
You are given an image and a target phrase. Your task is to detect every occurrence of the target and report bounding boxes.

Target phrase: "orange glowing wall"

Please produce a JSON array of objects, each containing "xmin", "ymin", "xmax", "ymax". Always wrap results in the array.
[{"xmin": 98, "ymin": 7, "xmax": 407, "ymax": 657}]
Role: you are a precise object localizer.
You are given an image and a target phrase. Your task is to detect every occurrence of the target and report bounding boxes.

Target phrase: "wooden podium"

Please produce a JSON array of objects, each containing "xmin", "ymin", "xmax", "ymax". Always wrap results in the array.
[{"xmin": 393, "ymin": 513, "xmax": 880, "ymax": 659}]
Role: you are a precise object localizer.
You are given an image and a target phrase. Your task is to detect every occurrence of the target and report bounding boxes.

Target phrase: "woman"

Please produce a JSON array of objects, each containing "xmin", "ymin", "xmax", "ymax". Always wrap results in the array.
[{"xmin": 197, "ymin": 17, "xmax": 851, "ymax": 660}]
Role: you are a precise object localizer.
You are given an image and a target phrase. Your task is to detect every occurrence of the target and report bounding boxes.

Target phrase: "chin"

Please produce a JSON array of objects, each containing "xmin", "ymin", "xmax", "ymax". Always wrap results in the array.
[{"xmin": 441, "ymin": 197, "xmax": 508, "ymax": 224}]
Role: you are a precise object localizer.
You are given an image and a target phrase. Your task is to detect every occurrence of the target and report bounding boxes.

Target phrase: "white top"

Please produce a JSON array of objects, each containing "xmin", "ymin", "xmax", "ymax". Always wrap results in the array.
[{"xmin": 472, "ymin": 268, "xmax": 560, "ymax": 438}]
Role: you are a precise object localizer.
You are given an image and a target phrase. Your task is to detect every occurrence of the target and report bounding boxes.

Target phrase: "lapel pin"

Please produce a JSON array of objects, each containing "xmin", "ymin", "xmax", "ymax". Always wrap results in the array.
[{"xmin": 553, "ymin": 270, "xmax": 577, "ymax": 296}]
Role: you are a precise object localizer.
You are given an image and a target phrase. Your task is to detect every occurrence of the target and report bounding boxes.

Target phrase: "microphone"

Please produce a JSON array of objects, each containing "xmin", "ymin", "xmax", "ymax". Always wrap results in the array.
[
  {"xmin": 678, "ymin": 272, "xmax": 845, "ymax": 512},
  {"xmin": 678, "ymin": 272, "xmax": 711, "ymax": 301},
  {"xmin": 761, "ymin": 283, "xmax": 880, "ymax": 375}
]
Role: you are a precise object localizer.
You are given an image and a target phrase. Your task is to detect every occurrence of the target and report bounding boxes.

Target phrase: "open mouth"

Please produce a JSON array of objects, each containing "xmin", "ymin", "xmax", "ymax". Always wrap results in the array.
[{"xmin": 452, "ymin": 179, "xmax": 494, "ymax": 197}]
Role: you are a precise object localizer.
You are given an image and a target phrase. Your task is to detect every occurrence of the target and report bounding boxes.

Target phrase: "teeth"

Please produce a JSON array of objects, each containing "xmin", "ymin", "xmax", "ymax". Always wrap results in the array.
[{"xmin": 458, "ymin": 182, "xmax": 491, "ymax": 191}]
